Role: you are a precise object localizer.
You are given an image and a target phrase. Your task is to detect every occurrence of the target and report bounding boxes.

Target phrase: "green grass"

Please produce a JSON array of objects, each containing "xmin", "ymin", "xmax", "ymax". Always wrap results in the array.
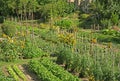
[
  {"xmin": 0, "ymin": 58, "xmax": 40, "ymax": 67},
  {"xmin": 0, "ymin": 56, "xmax": 57, "ymax": 68}
]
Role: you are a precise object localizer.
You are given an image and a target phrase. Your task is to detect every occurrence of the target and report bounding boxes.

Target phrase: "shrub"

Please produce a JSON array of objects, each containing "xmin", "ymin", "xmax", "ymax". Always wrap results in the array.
[
  {"xmin": 101, "ymin": 29, "xmax": 118, "ymax": 36},
  {"xmin": 56, "ymin": 48, "xmax": 72, "ymax": 65},
  {"xmin": 22, "ymin": 38, "xmax": 46, "ymax": 59},
  {"xmin": 0, "ymin": 39, "xmax": 19, "ymax": 62},
  {"xmin": 58, "ymin": 32, "xmax": 76, "ymax": 46},
  {"xmin": 71, "ymin": 54, "xmax": 81, "ymax": 73},
  {"xmin": 111, "ymin": 13, "xmax": 119, "ymax": 26},
  {"xmin": 56, "ymin": 48, "xmax": 74, "ymax": 70},
  {"xmin": 100, "ymin": 19, "xmax": 111, "ymax": 29},
  {"xmin": 1, "ymin": 21, "xmax": 17, "ymax": 37},
  {"xmin": 55, "ymin": 19, "xmax": 73, "ymax": 29}
]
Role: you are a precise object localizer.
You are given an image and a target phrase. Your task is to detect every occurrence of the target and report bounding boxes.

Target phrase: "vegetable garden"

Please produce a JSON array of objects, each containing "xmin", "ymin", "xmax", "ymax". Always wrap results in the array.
[
  {"xmin": 0, "ymin": 20, "xmax": 120, "ymax": 81},
  {"xmin": 0, "ymin": 0, "xmax": 120, "ymax": 81}
]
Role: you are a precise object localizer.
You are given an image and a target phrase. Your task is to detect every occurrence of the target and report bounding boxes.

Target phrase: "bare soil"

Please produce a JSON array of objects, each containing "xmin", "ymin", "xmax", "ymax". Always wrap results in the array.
[
  {"xmin": 2, "ymin": 66, "xmax": 9, "ymax": 76},
  {"xmin": 18, "ymin": 64, "xmax": 40, "ymax": 81}
]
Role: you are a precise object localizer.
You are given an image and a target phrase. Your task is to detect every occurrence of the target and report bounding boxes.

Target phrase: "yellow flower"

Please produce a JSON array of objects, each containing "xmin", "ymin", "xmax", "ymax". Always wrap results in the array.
[
  {"xmin": 108, "ymin": 42, "xmax": 112, "ymax": 48},
  {"xmin": 2, "ymin": 34, "xmax": 8, "ymax": 38},
  {"xmin": 21, "ymin": 32, "xmax": 25, "ymax": 36},
  {"xmin": 89, "ymin": 75, "xmax": 95, "ymax": 81},
  {"xmin": 21, "ymin": 45, "xmax": 25, "ymax": 48},
  {"xmin": 9, "ymin": 39, "xmax": 14, "ymax": 43},
  {"xmin": 91, "ymin": 38, "xmax": 97, "ymax": 44}
]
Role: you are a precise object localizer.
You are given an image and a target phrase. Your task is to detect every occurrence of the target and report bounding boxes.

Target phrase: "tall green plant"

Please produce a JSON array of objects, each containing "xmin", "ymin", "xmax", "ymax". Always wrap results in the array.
[{"xmin": 111, "ymin": 13, "xmax": 119, "ymax": 26}]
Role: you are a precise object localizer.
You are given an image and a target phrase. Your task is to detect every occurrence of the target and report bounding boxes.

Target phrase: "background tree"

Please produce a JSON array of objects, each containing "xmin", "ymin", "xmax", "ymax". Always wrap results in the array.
[{"xmin": 79, "ymin": 0, "xmax": 120, "ymax": 29}]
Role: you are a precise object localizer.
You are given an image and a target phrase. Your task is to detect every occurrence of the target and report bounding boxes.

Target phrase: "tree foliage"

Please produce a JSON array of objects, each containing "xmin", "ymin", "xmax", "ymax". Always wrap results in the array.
[
  {"xmin": 0, "ymin": 0, "xmax": 75, "ymax": 21},
  {"xmin": 80, "ymin": 0, "xmax": 120, "ymax": 28}
]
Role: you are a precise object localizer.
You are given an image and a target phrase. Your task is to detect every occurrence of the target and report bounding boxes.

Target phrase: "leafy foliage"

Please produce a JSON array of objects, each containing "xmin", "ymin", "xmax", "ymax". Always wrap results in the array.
[
  {"xmin": 0, "ymin": 37, "xmax": 19, "ymax": 62},
  {"xmin": 29, "ymin": 60, "xmax": 62, "ymax": 81},
  {"xmin": 80, "ymin": 0, "xmax": 120, "ymax": 28},
  {"xmin": 101, "ymin": 29, "xmax": 120, "ymax": 36},
  {"xmin": 0, "ymin": 68, "xmax": 14, "ymax": 81},
  {"xmin": 1, "ymin": 21, "xmax": 17, "ymax": 37},
  {"xmin": 55, "ymin": 19, "xmax": 73, "ymax": 29},
  {"xmin": 40, "ymin": 58, "xmax": 81, "ymax": 81},
  {"xmin": 22, "ymin": 38, "xmax": 46, "ymax": 59},
  {"xmin": 12, "ymin": 65, "xmax": 26, "ymax": 81},
  {"xmin": 7, "ymin": 66, "xmax": 20, "ymax": 81}
]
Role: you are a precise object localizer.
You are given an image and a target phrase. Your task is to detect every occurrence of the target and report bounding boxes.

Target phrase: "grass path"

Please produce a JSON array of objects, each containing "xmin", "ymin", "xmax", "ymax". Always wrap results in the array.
[{"xmin": 0, "ymin": 58, "xmax": 41, "ymax": 67}]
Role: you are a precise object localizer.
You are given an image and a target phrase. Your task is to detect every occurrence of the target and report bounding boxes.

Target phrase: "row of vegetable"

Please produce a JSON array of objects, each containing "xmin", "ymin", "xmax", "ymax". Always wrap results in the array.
[
  {"xmin": 7, "ymin": 66, "xmax": 20, "ymax": 81},
  {"xmin": 40, "ymin": 58, "xmax": 80, "ymax": 81},
  {"xmin": 29, "ymin": 60, "xmax": 62, "ymax": 81},
  {"xmin": 28, "ymin": 59, "xmax": 81, "ymax": 81},
  {"xmin": 7, "ymin": 65, "xmax": 26, "ymax": 81},
  {"xmin": 12, "ymin": 65, "xmax": 26, "ymax": 81},
  {"xmin": 0, "ymin": 68, "xmax": 14, "ymax": 81}
]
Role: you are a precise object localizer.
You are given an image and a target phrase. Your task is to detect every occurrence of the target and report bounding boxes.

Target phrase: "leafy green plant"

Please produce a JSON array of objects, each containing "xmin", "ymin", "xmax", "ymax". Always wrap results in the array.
[
  {"xmin": 0, "ymin": 75, "xmax": 14, "ymax": 81},
  {"xmin": 71, "ymin": 54, "xmax": 81, "ymax": 73},
  {"xmin": 22, "ymin": 39, "xmax": 45, "ymax": 59},
  {"xmin": 0, "ymin": 39, "xmax": 19, "ymax": 62},
  {"xmin": 28, "ymin": 60, "xmax": 62, "ymax": 81},
  {"xmin": 0, "ymin": 68, "xmax": 14, "ymax": 81},
  {"xmin": 56, "ymin": 48, "xmax": 72, "ymax": 65},
  {"xmin": 7, "ymin": 66, "xmax": 19, "ymax": 81},
  {"xmin": 1, "ymin": 21, "xmax": 17, "ymax": 37},
  {"xmin": 111, "ymin": 13, "xmax": 119, "ymax": 26},
  {"xmin": 40, "ymin": 58, "xmax": 81, "ymax": 81},
  {"xmin": 115, "ymin": 71, "xmax": 120, "ymax": 81},
  {"xmin": 12, "ymin": 65, "xmax": 26, "ymax": 81},
  {"xmin": 55, "ymin": 19, "xmax": 73, "ymax": 29},
  {"xmin": 100, "ymin": 19, "xmax": 111, "ymax": 29},
  {"xmin": 101, "ymin": 29, "xmax": 118, "ymax": 36}
]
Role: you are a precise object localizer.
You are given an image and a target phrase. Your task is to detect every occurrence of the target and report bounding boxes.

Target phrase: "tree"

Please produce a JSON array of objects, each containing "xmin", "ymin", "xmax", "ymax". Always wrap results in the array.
[
  {"xmin": 0, "ymin": 0, "xmax": 9, "ymax": 16},
  {"xmin": 37, "ymin": 0, "xmax": 75, "ymax": 21},
  {"xmin": 81, "ymin": 0, "xmax": 120, "ymax": 28},
  {"xmin": 27, "ymin": 0, "xmax": 38, "ymax": 20}
]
